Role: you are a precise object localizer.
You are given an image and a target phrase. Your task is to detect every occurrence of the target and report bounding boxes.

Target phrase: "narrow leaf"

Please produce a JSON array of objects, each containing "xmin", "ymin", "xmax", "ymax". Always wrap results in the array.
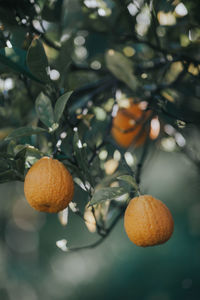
[
  {"xmin": 27, "ymin": 38, "xmax": 49, "ymax": 83},
  {"xmin": 90, "ymin": 187, "xmax": 128, "ymax": 206},
  {"xmin": 35, "ymin": 92, "xmax": 55, "ymax": 128},
  {"xmin": 6, "ymin": 127, "xmax": 46, "ymax": 140},
  {"xmin": 54, "ymin": 91, "xmax": 73, "ymax": 123}
]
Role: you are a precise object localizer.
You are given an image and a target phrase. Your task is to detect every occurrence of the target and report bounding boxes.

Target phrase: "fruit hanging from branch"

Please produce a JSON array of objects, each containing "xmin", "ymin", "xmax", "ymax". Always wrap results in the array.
[
  {"xmin": 124, "ymin": 195, "xmax": 174, "ymax": 247},
  {"xmin": 24, "ymin": 157, "xmax": 74, "ymax": 213}
]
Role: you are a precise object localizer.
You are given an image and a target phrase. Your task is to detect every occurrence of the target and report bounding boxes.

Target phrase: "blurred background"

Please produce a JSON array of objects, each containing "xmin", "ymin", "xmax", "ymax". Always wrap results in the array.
[{"xmin": 0, "ymin": 0, "xmax": 200, "ymax": 299}]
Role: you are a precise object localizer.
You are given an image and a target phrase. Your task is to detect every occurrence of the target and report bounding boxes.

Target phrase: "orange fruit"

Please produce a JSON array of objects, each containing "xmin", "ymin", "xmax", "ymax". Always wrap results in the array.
[
  {"xmin": 24, "ymin": 157, "xmax": 74, "ymax": 213},
  {"xmin": 124, "ymin": 195, "xmax": 174, "ymax": 247},
  {"xmin": 111, "ymin": 100, "xmax": 152, "ymax": 148}
]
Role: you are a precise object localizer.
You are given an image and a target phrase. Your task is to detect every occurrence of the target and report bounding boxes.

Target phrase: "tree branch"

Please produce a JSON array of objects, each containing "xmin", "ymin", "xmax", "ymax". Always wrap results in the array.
[{"xmin": 67, "ymin": 208, "xmax": 124, "ymax": 252}]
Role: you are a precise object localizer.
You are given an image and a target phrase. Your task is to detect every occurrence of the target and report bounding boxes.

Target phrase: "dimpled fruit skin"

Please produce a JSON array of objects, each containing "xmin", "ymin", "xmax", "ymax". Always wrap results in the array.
[
  {"xmin": 24, "ymin": 157, "xmax": 74, "ymax": 213},
  {"xmin": 124, "ymin": 195, "xmax": 174, "ymax": 247},
  {"xmin": 111, "ymin": 102, "xmax": 150, "ymax": 148}
]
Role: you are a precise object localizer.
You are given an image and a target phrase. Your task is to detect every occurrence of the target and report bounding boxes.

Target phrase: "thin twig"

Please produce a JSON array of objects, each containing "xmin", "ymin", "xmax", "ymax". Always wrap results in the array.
[{"xmin": 67, "ymin": 209, "xmax": 124, "ymax": 252}]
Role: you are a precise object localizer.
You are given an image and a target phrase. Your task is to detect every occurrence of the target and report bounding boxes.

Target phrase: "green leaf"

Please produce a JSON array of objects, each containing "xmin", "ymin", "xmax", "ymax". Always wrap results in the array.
[
  {"xmin": 54, "ymin": 91, "xmax": 73, "ymax": 123},
  {"xmin": 36, "ymin": 0, "xmax": 46, "ymax": 10},
  {"xmin": 0, "ymin": 170, "xmax": 19, "ymax": 183},
  {"xmin": 0, "ymin": 156, "xmax": 24, "ymax": 183},
  {"xmin": 117, "ymin": 175, "xmax": 138, "ymax": 190},
  {"xmin": 35, "ymin": 92, "xmax": 55, "ymax": 129},
  {"xmin": 90, "ymin": 187, "xmax": 128, "ymax": 206},
  {"xmin": 41, "ymin": 0, "xmax": 64, "ymax": 22},
  {"xmin": 6, "ymin": 127, "xmax": 46, "ymax": 140},
  {"xmin": 0, "ymin": 158, "xmax": 10, "ymax": 172},
  {"xmin": 0, "ymin": 8, "xmax": 17, "ymax": 27},
  {"xmin": 0, "ymin": 140, "xmax": 10, "ymax": 153},
  {"xmin": 10, "ymin": 27, "xmax": 27, "ymax": 48},
  {"xmin": 15, "ymin": 148, "xmax": 27, "ymax": 175},
  {"xmin": 27, "ymin": 39, "xmax": 49, "ymax": 83},
  {"xmin": 105, "ymin": 50, "xmax": 138, "ymax": 91},
  {"xmin": 73, "ymin": 132, "xmax": 92, "ymax": 185},
  {"xmin": 0, "ymin": 47, "xmax": 43, "ymax": 83}
]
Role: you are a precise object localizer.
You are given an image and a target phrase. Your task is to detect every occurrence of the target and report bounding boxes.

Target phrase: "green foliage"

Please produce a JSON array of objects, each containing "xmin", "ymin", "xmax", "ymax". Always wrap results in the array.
[
  {"xmin": 0, "ymin": 47, "xmax": 42, "ymax": 83},
  {"xmin": 105, "ymin": 50, "xmax": 138, "ymax": 90},
  {"xmin": 54, "ymin": 91, "xmax": 73, "ymax": 123},
  {"xmin": 27, "ymin": 39, "xmax": 50, "ymax": 83},
  {"xmin": 35, "ymin": 92, "xmax": 55, "ymax": 129}
]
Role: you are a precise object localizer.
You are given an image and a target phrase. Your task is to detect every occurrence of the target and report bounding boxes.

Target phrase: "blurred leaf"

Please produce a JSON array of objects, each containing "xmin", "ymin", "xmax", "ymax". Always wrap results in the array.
[
  {"xmin": 10, "ymin": 27, "xmax": 27, "ymax": 48},
  {"xmin": 0, "ymin": 47, "xmax": 42, "ymax": 83},
  {"xmin": 90, "ymin": 186, "xmax": 128, "ymax": 206},
  {"xmin": 35, "ymin": 92, "xmax": 55, "ymax": 128},
  {"xmin": 0, "ymin": 158, "xmax": 10, "ymax": 172},
  {"xmin": 0, "ymin": 140, "xmax": 10, "ymax": 153},
  {"xmin": 27, "ymin": 38, "xmax": 49, "ymax": 83},
  {"xmin": 0, "ymin": 155, "xmax": 24, "ymax": 183},
  {"xmin": 36, "ymin": 0, "xmax": 46, "ymax": 10},
  {"xmin": 42, "ymin": 0, "xmax": 64, "ymax": 22},
  {"xmin": 0, "ymin": 170, "xmax": 19, "ymax": 183},
  {"xmin": 6, "ymin": 126, "xmax": 46, "ymax": 140},
  {"xmin": 0, "ymin": 8, "xmax": 17, "ymax": 27},
  {"xmin": 117, "ymin": 175, "xmax": 138, "ymax": 190},
  {"xmin": 54, "ymin": 91, "xmax": 73, "ymax": 123},
  {"xmin": 105, "ymin": 50, "xmax": 138, "ymax": 90},
  {"xmin": 57, "ymin": 37, "xmax": 73, "ymax": 84}
]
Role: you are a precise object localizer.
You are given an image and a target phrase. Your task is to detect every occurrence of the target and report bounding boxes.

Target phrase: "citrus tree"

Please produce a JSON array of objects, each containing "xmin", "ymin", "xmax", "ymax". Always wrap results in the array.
[{"xmin": 0, "ymin": 0, "xmax": 200, "ymax": 251}]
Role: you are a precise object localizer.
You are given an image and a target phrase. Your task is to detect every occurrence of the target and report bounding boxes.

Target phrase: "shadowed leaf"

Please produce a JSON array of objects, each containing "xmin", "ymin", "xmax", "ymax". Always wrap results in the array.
[
  {"xmin": 90, "ymin": 187, "xmax": 128, "ymax": 206},
  {"xmin": 35, "ymin": 92, "xmax": 55, "ymax": 129},
  {"xmin": 54, "ymin": 91, "xmax": 73, "ymax": 123},
  {"xmin": 27, "ymin": 38, "xmax": 49, "ymax": 83}
]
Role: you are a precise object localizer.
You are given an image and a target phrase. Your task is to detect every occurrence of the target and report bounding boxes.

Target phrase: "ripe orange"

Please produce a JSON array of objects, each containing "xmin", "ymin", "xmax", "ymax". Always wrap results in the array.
[
  {"xmin": 124, "ymin": 195, "xmax": 174, "ymax": 247},
  {"xmin": 24, "ymin": 157, "xmax": 74, "ymax": 213},
  {"xmin": 111, "ymin": 100, "xmax": 152, "ymax": 148}
]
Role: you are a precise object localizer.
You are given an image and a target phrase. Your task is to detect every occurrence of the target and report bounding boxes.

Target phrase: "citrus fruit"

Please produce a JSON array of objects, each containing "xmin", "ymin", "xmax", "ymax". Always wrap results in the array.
[
  {"xmin": 24, "ymin": 157, "xmax": 74, "ymax": 213},
  {"xmin": 124, "ymin": 195, "xmax": 174, "ymax": 247},
  {"xmin": 111, "ymin": 100, "xmax": 151, "ymax": 148}
]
